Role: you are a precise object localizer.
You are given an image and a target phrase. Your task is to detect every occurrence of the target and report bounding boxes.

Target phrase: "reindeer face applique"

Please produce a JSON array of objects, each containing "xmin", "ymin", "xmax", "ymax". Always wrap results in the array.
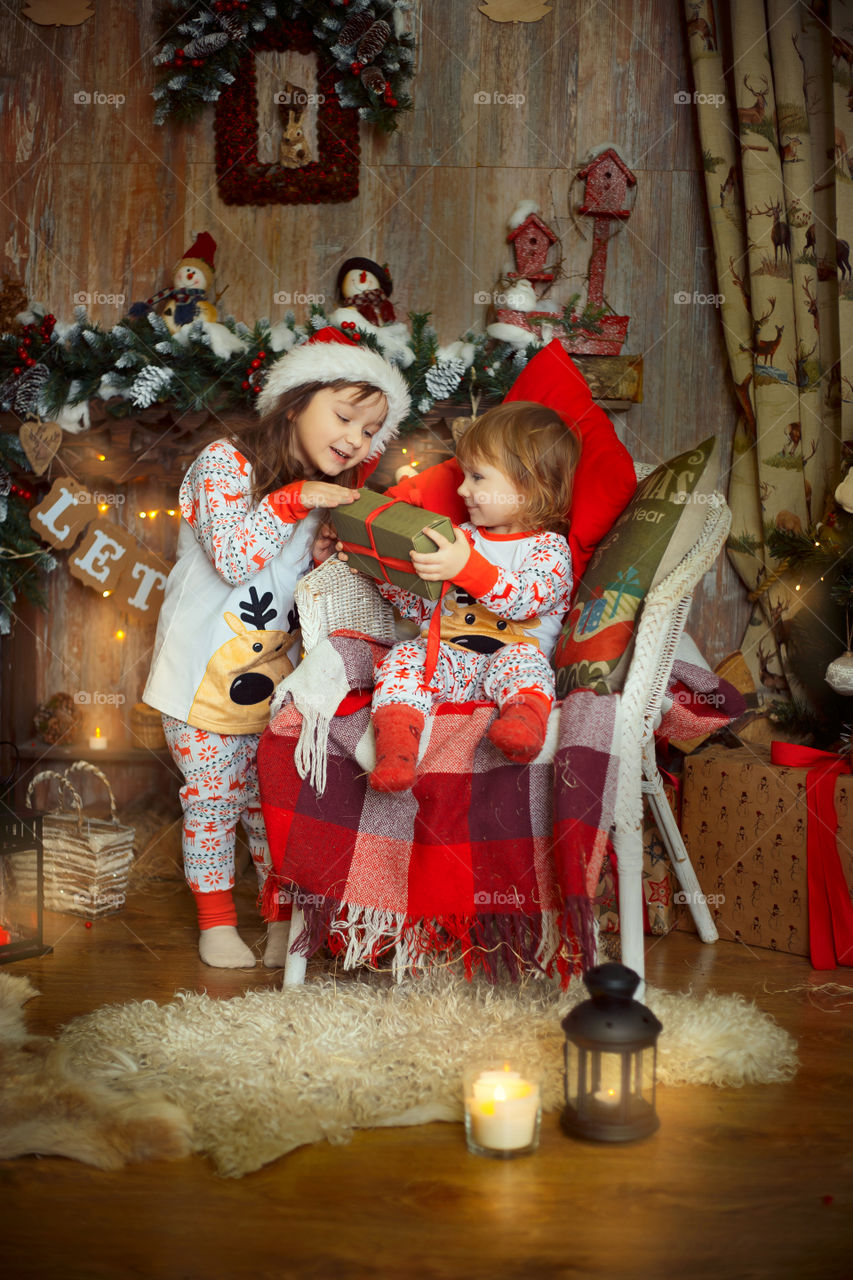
[
  {"xmin": 189, "ymin": 588, "xmax": 298, "ymax": 733},
  {"xmin": 438, "ymin": 591, "xmax": 540, "ymax": 655}
]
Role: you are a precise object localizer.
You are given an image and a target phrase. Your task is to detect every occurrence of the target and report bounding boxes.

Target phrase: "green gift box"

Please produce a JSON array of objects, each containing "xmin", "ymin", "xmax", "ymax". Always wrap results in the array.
[{"xmin": 331, "ymin": 490, "xmax": 457, "ymax": 600}]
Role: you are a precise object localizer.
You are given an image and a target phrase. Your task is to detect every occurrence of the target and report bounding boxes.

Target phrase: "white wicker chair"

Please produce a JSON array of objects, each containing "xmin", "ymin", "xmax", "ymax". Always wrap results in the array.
[
  {"xmin": 281, "ymin": 475, "xmax": 731, "ymax": 993},
  {"xmin": 613, "ymin": 476, "xmax": 731, "ymax": 992}
]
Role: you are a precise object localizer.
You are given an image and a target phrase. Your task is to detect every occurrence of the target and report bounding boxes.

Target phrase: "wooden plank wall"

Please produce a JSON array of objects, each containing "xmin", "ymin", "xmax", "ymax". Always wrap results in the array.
[{"xmin": 0, "ymin": 0, "xmax": 746, "ymax": 756}]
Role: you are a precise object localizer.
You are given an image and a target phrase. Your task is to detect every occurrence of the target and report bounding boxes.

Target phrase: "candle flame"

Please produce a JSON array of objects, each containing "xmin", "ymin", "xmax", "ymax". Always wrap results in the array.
[{"xmin": 94, "ymin": 727, "xmax": 102, "ymax": 739}]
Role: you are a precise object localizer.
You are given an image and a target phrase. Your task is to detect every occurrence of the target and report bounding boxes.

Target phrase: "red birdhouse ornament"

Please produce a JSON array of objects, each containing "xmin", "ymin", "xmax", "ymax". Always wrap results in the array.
[
  {"xmin": 507, "ymin": 213, "xmax": 557, "ymax": 283},
  {"xmin": 578, "ymin": 148, "xmax": 635, "ymax": 217},
  {"xmin": 565, "ymin": 147, "xmax": 637, "ymax": 355}
]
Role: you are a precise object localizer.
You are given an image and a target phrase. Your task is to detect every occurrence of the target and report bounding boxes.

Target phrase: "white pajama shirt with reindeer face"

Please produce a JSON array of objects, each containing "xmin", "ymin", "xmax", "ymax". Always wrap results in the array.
[
  {"xmin": 144, "ymin": 439, "xmax": 321, "ymax": 893},
  {"xmin": 372, "ymin": 525, "xmax": 573, "ymax": 720}
]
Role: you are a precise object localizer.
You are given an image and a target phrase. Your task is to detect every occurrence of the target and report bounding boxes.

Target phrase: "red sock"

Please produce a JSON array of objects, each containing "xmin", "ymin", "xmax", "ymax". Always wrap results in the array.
[
  {"xmin": 370, "ymin": 705, "xmax": 425, "ymax": 792},
  {"xmin": 487, "ymin": 691, "xmax": 552, "ymax": 764},
  {"xmin": 192, "ymin": 887, "xmax": 238, "ymax": 931}
]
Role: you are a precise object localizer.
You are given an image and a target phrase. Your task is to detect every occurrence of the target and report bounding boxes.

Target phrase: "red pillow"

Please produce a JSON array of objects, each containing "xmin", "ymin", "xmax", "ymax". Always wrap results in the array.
[{"xmin": 385, "ymin": 340, "xmax": 636, "ymax": 580}]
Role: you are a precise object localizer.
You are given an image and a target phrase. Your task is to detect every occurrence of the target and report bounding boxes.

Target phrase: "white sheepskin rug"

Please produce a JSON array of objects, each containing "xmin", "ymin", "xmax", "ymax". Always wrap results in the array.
[
  {"xmin": 44, "ymin": 970, "xmax": 799, "ymax": 1178},
  {"xmin": 0, "ymin": 974, "xmax": 192, "ymax": 1170}
]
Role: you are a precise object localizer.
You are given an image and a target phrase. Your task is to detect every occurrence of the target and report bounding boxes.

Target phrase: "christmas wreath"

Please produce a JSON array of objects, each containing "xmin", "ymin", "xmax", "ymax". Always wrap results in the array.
[
  {"xmin": 152, "ymin": 0, "xmax": 415, "ymax": 133},
  {"xmin": 214, "ymin": 18, "xmax": 361, "ymax": 205}
]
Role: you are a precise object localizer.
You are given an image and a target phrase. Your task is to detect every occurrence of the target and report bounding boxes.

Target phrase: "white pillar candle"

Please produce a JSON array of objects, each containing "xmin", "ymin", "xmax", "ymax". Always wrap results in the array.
[
  {"xmin": 88, "ymin": 728, "xmax": 108, "ymax": 751},
  {"xmin": 466, "ymin": 1069, "xmax": 540, "ymax": 1153}
]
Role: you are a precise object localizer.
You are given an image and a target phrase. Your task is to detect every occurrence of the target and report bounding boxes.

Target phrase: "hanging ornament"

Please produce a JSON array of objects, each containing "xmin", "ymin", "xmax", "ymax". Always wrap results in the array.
[
  {"xmin": 19, "ymin": 418, "xmax": 63, "ymax": 476},
  {"xmin": 22, "ymin": 0, "xmax": 93, "ymax": 24},
  {"xmin": 826, "ymin": 651, "xmax": 853, "ymax": 694},
  {"xmin": 478, "ymin": 0, "xmax": 553, "ymax": 20}
]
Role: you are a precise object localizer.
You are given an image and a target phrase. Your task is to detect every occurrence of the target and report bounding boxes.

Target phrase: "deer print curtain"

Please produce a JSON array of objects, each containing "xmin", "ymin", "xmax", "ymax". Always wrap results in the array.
[{"xmin": 685, "ymin": 0, "xmax": 851, "ymax": 712}]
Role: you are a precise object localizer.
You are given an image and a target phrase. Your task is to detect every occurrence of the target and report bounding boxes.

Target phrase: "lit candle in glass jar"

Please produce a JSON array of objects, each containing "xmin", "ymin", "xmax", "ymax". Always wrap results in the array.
[{"xmin": 464, "ymin": 1064, "xmax": 541, "ymax": 1156}]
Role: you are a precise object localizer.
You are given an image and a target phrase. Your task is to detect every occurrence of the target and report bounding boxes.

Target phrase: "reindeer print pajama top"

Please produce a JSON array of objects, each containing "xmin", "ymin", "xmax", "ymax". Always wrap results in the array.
[
  {"xmin": 372, "ymin": 526, "xmax": 573, "ymax": 718},
  {"xmin": 144, "ymin": 440, "xmax": 322, "ymax": 894},
  {"xmin": 144, "ymin": 439, "xmax": 321, "ymax": 736}
]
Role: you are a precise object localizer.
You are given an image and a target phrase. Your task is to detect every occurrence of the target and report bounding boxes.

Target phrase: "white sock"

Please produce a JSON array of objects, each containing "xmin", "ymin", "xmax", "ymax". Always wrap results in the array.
[
  {"xmin": 263, "ymin": 920, "xmax": 291, "ymax": 969},
  {"xmin": 198, "ymin": 925, "xmax": 256, "ymax": 969}
]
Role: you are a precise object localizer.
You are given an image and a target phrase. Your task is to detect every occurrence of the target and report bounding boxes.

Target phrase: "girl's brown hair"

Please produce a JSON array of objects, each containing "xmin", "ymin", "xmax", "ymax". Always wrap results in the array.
[
  {"xmin": 226, "ymin": 380, "xmax": 388, "ymax": 505},
  {"xmin": 455, "ymin": 400, "xmax": 580, "ymax": 534}
]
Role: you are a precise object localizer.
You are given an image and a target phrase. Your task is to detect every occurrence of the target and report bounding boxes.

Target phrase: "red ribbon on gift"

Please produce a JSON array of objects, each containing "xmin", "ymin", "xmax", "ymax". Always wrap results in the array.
[
  {"xmin": 337, "ymin": 541, "xmax": 416, "ymax": 576},
  {"xmin": 771, "ymin": 742, "xmax": 853, "ymax": 969},
  {"xmin": 339, "ymin": 498, "xmax": 399, "ymax": 583}
]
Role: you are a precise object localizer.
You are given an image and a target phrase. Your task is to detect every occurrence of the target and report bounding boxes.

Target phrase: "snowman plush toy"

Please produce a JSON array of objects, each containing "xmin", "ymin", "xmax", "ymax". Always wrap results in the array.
[
  {"xmin": 335, "ymin": 256, "xmax": 396, "ymax": 327},
  {"xmin": 129, "ymin": 232, "xmax": 219, "ymax": 334}
]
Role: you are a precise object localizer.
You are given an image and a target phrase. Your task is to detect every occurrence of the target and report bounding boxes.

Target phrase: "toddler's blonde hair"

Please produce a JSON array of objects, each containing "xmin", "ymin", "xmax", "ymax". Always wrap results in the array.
[{"xmin": 455, "ymin": 400, "xmax": 580, "ymax": 534}]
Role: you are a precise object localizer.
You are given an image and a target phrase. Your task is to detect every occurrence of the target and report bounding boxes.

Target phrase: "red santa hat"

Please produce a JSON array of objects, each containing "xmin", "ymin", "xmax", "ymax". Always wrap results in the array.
[
  {"xmin": 256, "ymin": 326, "xmax": 410, "ymax": 459},
  {"xmin": 176, "ymin": 232, "xmax": 216, "ymax": 289}
]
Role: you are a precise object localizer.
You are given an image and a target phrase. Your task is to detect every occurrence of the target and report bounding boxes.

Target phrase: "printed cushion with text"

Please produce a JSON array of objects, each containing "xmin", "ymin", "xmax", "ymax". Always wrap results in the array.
[{"xmin": 553, "ymin": 437, "xmax": 718, "ymax": 696}]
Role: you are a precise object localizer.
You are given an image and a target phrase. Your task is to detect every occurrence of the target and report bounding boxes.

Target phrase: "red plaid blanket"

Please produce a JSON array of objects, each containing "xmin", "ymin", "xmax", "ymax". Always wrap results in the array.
[{"xmin": 257, "ymin": 634, "xmax": 620, "ymax": 985}]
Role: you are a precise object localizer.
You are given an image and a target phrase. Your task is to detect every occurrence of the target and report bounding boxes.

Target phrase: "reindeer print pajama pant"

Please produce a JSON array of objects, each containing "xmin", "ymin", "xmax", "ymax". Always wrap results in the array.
[
  {"xmin": 162, "ymin": 715, "xmax": 276, "ymax": 895},
  {"xmin": 372, "ymin": 640, "xmax": 555, "ymax": 720}
]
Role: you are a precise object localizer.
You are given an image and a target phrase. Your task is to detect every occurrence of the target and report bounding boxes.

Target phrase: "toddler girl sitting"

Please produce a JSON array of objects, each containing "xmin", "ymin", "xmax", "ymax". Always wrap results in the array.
[{"xmin": 366, "ymin": 400, "xmax": 579, "ymax": 791}]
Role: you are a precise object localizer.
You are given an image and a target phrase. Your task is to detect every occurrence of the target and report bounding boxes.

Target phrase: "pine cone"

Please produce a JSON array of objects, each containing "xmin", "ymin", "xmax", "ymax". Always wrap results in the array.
[
  {"xmin": 339, "ymin": 11, "xmax": 375, "ymax": 47},
  {"xmin": 357, "ymin": 19, "xmax": 391, "ymax": 63},
  {"xmin": 360, "ymin": 65, "xmax": 386, "ymax": 95},
  {"xmin": 8, "ymin": 364, "xmax": 49, "ymax": 416},
  {"xmin": 216, "ymin": 13, "xmax": 243, "ymax": 40}
]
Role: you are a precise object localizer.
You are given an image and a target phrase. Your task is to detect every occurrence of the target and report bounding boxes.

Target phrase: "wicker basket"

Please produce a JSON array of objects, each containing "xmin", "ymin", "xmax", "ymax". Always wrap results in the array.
[
  {"xmin": 130, "ymin": 702, "xmax": 166, "ymax": 750},
  {"xmin": 24, "ymin": 762, "xmax": 135, "ymax": 917}
]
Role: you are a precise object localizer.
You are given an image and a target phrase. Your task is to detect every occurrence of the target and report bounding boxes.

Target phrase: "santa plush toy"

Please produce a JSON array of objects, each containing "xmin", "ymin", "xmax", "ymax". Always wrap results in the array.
[
  {"xmin": 129, "ymin": 233, "xmax": 219, "ymax": 334},
  {"xmin": 335, "ymin": 257, "xmax": 396, "ymax": 327}
]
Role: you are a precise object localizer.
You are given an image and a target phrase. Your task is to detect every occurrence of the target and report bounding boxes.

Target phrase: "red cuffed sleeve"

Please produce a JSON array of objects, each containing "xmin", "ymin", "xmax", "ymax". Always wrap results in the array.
[
  {"xmin": 452, "ymin": 545, "xmax": 499, "ymax": 597},
  {"xmin": 266, "ymin": 480, "xmax": 310, "ymax": 522}
]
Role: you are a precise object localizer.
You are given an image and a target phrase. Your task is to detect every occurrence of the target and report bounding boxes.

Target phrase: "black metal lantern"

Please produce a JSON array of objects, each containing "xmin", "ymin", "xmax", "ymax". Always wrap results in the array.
[
  {"xmin": 561, "ymin": 963, "xmax": 661, "ymax": 1142},
  {"xmin": 0, "ymin": 812, "xmax": 52, "ymax": 964}
]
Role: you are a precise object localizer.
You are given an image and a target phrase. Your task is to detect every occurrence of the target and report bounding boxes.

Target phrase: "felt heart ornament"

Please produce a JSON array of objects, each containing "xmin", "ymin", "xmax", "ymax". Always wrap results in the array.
[{"xmin": 19, "ymin": 419, "xmax": 63, "ymax": 475}]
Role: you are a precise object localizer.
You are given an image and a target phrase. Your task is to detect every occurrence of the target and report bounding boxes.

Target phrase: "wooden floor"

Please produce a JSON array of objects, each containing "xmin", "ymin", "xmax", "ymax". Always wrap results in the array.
[{"xmin": 3, "ymin": 876, "xmax": 853, "ymax": 1280}]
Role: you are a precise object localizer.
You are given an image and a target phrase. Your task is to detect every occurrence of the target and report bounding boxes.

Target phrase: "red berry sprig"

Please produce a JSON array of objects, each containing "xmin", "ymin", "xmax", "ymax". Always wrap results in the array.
[
  {"xmin": 242, "ymin": 348, "xmax": 268, "ymax": 395},
  {"xmin": 10, "ymin": 315, "xmax": 54, "ymax": 375}
]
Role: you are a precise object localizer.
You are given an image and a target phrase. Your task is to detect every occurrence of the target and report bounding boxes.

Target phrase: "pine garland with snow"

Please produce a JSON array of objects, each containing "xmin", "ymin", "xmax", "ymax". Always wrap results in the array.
[
  {"xmin": 151, "ymin": 0, "xmax": 415, "ymax": 132},
  {"xmin": 0, "ymin": 297, "xmax": 611, "ymax": 435},
  {"xmin": 0, "ymin": 431, "xmax": 56, "ymax": 629}
]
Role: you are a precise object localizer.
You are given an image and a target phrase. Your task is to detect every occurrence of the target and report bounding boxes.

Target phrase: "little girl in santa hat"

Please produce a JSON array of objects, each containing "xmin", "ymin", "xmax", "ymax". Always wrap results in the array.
[{"xmin": 143, "ymin": 328, "xmax": 409, "ymax": 968}]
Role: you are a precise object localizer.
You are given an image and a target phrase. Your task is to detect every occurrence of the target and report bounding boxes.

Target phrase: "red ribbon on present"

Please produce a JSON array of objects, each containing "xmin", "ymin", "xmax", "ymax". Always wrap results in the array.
[
  {"xmin": 337, "ymin": 541, "xmax": 415, "ymax": 576},
  {"xmin": 771, "ymin": 742, "xmax": 853, "ymax": 969},
  {"xmin": 422, "ymin": 581, "xmax": 452, "ymax": 691},
  {"xmin": 341, "ymin": 498, "xmax": 398, "ymax": 583}
]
